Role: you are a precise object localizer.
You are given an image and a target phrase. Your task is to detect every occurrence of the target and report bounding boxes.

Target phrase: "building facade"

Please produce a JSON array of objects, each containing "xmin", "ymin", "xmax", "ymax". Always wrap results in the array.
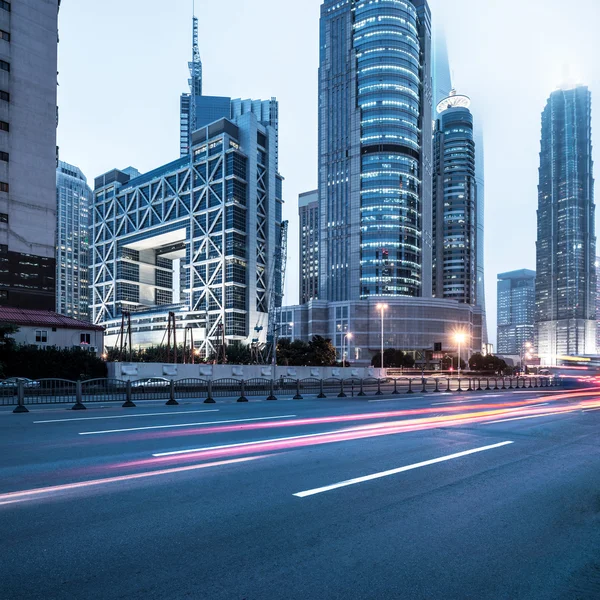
[
  {"xmin": 0, "ymin": 306, "xmax": 104, "ymax": 355},
  {"xmin": 299, "ymin": 189, "xmax": 319, "ymax": 304},
  {"xmin": 497, "ymin": 269, "xmax": 536, "ymax": 355},
  {"xmin": 0, "ymin": 0, "xmax": 59, "ymax": 310},
  {"xmin": 318, "ymin": 0, "xmax": 433, "ymax": 302},
  {"xmin": 91, "ymin": 114, "xmax": 283, "ymax": 355},
  {"xmin": 536, "ymin": 86, "xmax": 596, "ymax": 363},
  {"xmin": 56, "ymin": 161, "xmax": 93, "ymax": 321},
  {"xmin": 433, "ymin": 92, "xmax": 477, "ymax": 305}
]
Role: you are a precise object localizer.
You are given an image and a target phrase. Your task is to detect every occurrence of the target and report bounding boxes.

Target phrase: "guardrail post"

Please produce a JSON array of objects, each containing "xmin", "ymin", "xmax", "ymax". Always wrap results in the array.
[
  {"xmin": 485, "ymin": 378, "xmax": 491, "ymax": 391},
  {"xmin": 457, "ymin": 378, "xmax": 463, "ymax": 393},
  {"xmin": 446, "ymin": 378, "xmax": 451, "ymax": 393},
  {"xmin": 12, "ymin": 380, "xmax": 28, "ymax": 413},
  {"xmin": 407, "ymin": 378, "xmax": 414, "ymax": 394},
  {"xmin": 317, "ymin": 379, "xmax": 326, "ymax": 399},
  {"xmin": 508, "ymin": 378, "xmax": 514, "ymax": 390},
  {"xmin": 358, "ymin": 379, "xmax": 365, "ymax": 397},
  {"xmin": 501, "ymin": 378, "xmax": 506, "ymax": 390},
  {"xmin": 391, "ymin": 378, "xmax": 399, "ymax": 395},
  {"xmin": 534, "ymin": 378, "xmax": 538, "ymax": 388},
  {"xmin": 338, "ymin": 379, "xmax": 346, "ymax": 398},
  {"xmin": 123, "ymin": 381, "xmax": 137, "ymax": 408},
  {"xmin": 293, "ymin": 379, "xmax": 303, "ymax": 400},
  {"xmin": 467, "ymin": 379, "xmax": 473, "ymax": 392},
  {"xmin": 237, "ymin": 379, "xmax": 248, "ymax": 403},
  {"xmin": 165, "ymin": 380, "xmax": 178, "ymax": 406},
  {"xmin": 266, "ymin": 379, "xmax": 277, "ymax": 401},
  {"xmin": 376, "ymin": 378, "xmax": 383, "ymax": 396},
  {"xmin": 205, "ymin": 380, "xmax": 216, "ymax": 403},
  {"xmin": 72, "ymin": 381, "xmax": 86, "ymax": 411},
  {"xmin": 421, "ymin": 378, "xmax": 427, "ymax": 393}
]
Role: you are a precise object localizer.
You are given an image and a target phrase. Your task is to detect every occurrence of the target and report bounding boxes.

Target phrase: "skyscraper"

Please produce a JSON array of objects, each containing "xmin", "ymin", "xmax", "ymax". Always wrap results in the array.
[
  {"xmin": 56, "ymin": 161, "xmax": 93, "ymax": 321},
  {"xmin": 299, "ymin": 190, "xmax": 319, "ymax": 304},
  {"xmin": 497, "ymin": 269, "xmax": 536, "ymax": 355},
  {"xmin": 318, "ymin": 0, "xmax": 433, "ymax": 302},
  {"xmin": 536, "ymin": 85, "xmax": 596, "ymax": 363},
  {"xmin": 433, "ymin": 91, "xmax": 477, "ymax": 305},
  {"xmin": 0, "ymin": 0, "xmax": 59, "ymax": 310}
]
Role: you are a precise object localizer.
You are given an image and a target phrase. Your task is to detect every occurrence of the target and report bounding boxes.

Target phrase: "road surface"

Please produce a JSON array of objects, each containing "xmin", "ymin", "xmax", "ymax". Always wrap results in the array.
[{"xmin": 1, "ymin": 387, "xmax": 599, "ymax": 599}]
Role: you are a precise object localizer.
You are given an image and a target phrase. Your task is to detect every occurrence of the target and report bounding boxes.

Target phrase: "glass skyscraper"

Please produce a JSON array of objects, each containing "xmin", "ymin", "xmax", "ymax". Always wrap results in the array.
[
  {"xmin": 318, "ymin": 0, "xmax": 432, "ymax": 302},
  {"xmin": 497, "ymin": 269, "xmax": 536, "ymax": 355},
  {"xmin": 433, "ymin": 92, "xmax": 477, "ymax": 305},
  {"xmin": 536, "ymin": 85, "xmax": 596, "ymax": 362},
  {"xmin": 56, "ymin": 161, "xmax": 93, "ymax": 321}
]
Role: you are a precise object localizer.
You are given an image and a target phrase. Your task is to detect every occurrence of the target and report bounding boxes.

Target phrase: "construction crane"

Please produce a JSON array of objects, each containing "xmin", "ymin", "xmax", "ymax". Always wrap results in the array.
[{"xmin": 264, "ymin": 220, "xmax": 289, "ymax": 364}]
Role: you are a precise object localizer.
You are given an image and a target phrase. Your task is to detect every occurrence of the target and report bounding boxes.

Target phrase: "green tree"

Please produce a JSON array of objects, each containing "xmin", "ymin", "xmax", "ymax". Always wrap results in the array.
[
  {"xmin": 307, "ymin": 336, "xmax": 337, "ymax": 366},
  {"xmin": 371, "ymin": 349, "xmax": 415, "ymax": 368}
]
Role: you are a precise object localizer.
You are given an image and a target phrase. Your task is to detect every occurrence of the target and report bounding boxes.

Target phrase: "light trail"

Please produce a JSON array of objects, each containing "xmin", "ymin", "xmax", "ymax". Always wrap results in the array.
[{"xmin": 0, "ymin": 456, "xmax": 267, "ymax": 506}]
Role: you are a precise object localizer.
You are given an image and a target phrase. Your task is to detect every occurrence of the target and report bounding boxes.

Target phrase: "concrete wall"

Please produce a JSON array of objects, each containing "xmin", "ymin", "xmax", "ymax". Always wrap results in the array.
[{"xmin": 108, "ymin": 362, "xmax": 379, "ymax": 382}]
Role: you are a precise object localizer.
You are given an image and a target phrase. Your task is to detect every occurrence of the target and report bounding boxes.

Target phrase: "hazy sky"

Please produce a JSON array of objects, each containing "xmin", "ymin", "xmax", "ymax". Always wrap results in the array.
[{"xmin": 57, "ymin": 0, "xmax": 600, "ymax": 347}]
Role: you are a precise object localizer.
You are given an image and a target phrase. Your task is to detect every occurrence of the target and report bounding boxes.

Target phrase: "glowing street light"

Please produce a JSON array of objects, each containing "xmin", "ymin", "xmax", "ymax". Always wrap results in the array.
[
  {"xmin": 455, "ymin": 332, "xmax": 467, "ymax": 377},
  {"xmin": 376, "ymin": 304, "xmax": 388, "ymax": 371}
]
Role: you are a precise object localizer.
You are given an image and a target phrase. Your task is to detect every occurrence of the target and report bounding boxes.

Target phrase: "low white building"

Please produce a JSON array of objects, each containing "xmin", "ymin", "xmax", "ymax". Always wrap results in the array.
[{"xmin": 0, "ymin": 307, "xmax": 104, "ymax": 355}]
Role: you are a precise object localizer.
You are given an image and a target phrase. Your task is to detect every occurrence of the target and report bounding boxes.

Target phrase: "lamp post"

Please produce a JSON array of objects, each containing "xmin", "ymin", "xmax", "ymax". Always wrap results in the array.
[
  {"xmin": 342, "ymin": 332, "xmax": 353, "ymax": 367},
  {"xmin": 376, "ymin": 304, "xmax": 388, "ymax": 372},
  {"xmin": 455, "ymin": 332, "xmax": 467, "ymax": 377}
]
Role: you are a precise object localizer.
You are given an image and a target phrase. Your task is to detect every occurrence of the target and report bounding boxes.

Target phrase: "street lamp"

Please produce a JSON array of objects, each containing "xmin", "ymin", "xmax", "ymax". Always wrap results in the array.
[
  {"xmin": 376, "ymin": 304, "xmax": 388, "ymax": 371},
  {"xmin": 521, "ymin": 341, "xmax": 533, "ymax": 373},
  {"xmin": 455, "ymin": 332, "xmax": 467, "ymax": 377},
  {"xmin": 342, "ymin": 332, "xmax": 353, "ymax": 367}
]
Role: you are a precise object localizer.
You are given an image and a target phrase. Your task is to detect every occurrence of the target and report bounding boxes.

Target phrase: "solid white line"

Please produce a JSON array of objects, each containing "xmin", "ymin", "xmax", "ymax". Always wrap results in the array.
[
  {"xmin": 152, "ymin": 428, "xmax": 348, "ymax": 457},
  {"xmin": 34, "ymin": 409, "xmax": 219, "ymax": 424},
  {"xmin": 293, "ymin": 441, "xmax": 514, "ymax": 498},
  {"xmin": 79, "ymin": 414, "xmax": 297, "ymax": 436}
]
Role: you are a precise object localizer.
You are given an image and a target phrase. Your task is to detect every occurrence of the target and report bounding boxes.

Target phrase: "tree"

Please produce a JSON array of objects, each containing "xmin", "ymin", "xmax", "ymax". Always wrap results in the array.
[
  {"xmin": 277, "ymin": 336, "xmax": 336, "ymax": 367},
  {"xmin": 371, "ymin": 349, "xmax": 415, "ymax": 368},
  {"xmin": 308, "ymin": 336, "xmax": 337, "ymax": 366},
  {"xmin": 225, "ymin": 341, "xmax": 252, "ymax": 365},
  {"xmin": 468, "ymin": 353, "xmax": 507, "ymax": 374}
]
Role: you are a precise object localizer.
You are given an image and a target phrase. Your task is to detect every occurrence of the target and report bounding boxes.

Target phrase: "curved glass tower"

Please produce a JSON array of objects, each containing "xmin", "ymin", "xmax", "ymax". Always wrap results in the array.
[
  {"xmin": 433, "ymin": 92, "xmax": 477, "ymax": 305},
  {"xmin": 319, "ymin": 0, "xmax": 432, "ymax": 302},
  {"xmin": 356, "ymin": 0, "xmax": 423, "ymax": 297}
]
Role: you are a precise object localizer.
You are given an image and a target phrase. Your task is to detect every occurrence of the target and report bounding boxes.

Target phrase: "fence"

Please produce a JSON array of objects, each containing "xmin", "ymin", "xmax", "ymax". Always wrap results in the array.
[{"xmin": 5, "ymin": 375, "xmax": 562, "ymax": 413}]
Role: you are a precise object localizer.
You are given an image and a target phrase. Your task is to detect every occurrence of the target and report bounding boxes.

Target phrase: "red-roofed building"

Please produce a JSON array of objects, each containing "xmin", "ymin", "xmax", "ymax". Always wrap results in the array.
[{"xmin": 0, "ymin": 307, "xmax": 104, "ymax": 355}]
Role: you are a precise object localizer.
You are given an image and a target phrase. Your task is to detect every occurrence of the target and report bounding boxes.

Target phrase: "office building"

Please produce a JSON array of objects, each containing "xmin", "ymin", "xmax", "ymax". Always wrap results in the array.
[
  {"xmin": 0, "ymin": 0, "xmax": 59, "ymax": 310},
  {"xmin": 56, "ymin": 161, "xmax": 93, "ymax": 321},
  {"xmin": 597, "ymin": 258, "xmax": 600, "ymax": 352},
  {"xmin": 497, "ymin": 270, "xmax": 536, "ymax": 355},
  {"xmin": 319, "ymin": 0, "xmax": 433, "ymax": 302},
  {"xmin": 536, "ymin": 85, "xmax": 596, "ymax": 363},
  {"xmin": 433, "ymin": 91, "xmax": 477, "ymax": 305},
  {"xmin": 299, "ymin": 190, "xmax": 319, "ymax": 304},
  {"xmin": 92, "ymin": 116, "xmax": 283, "ymax": 354},
  {"xmin": 433, "ymin": 28, "xmax": 487, "ymax": 344}
]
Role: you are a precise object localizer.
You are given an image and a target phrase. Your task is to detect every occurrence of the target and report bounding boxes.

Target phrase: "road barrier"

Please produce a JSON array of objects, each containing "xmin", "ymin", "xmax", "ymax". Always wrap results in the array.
[{"xmin": 2, "ymin": 375, "xmax": 563, "ymax": 413}]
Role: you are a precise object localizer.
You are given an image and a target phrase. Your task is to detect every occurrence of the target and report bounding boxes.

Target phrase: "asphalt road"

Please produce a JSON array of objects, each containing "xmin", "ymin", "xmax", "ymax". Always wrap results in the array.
[{"xmin": 1, "ymin": 387, "xmax": 599, "ymax": 600}]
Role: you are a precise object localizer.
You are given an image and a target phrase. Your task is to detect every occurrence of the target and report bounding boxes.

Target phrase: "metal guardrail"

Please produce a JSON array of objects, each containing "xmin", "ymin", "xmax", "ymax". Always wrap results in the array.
[{"xmin": 4, "ymin": 376, "xmax": 563, "ymax": 413}]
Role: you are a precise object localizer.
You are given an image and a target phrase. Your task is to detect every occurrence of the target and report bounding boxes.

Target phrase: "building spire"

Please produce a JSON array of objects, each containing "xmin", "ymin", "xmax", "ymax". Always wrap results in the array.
[{"xmin": 188, "ymin": 3, "xmax": 202, "ymax": 98}]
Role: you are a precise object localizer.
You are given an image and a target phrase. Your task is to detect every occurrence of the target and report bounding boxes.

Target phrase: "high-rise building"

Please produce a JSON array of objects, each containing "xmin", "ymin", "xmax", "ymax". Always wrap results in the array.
[
  {"xmin": 432, "ymin": 28, "xmax": 487, "ymax": 345},
  {"xmin": 92, "ymin": 19, "xmax": 284, "ymax": 354},
  {"xmin": 277, "ymin": 1, "xmax": 484, "ymax": 366},
  {"xmin": 596, "ymin": 257, "xmax": 600, "ymax": 352},
  {"xmin": 318, "ymin": 0, "xmax": 433, "ymax": 302},
  {"xmin": 299, "ymin": 190, "xmax": 319, "ymax": 304},
  {"xmin": 433, "ymin": 91, "xmax": 477, "ymax": 305},
  {"xmin": 536, "ymin": 85, "xmax": 596, "ymax": 363},
  {"xmin": 0, "ymin": 0, "xmax": 59, "ymax": 310},
  {"xmin": 497, "ymin": 270, "xmax": 536, "ymax": 355},
  {"xmin": 56, "ymin": 161, "xmax": 93, "ymax": 321}
]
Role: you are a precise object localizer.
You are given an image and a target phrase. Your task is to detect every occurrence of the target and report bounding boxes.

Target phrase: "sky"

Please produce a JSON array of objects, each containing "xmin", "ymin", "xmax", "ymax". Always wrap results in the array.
[{"xmin": 57, "ymin": 0, "xmax": 600, "ymax": 348}]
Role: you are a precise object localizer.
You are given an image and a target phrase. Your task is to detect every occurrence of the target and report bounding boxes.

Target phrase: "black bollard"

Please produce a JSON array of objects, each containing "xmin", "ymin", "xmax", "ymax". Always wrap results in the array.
[
  {"xmin": 237, "ymin": 379, "xmax": 248, "ymax": 403},
  {"xmin": 293, "ymin": 379, "xmax": 303, "ymax": 400}
]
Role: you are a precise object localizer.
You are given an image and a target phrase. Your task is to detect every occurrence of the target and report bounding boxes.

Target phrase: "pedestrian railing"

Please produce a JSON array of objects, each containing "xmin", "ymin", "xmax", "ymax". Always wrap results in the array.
[{"xmin": 4, "ymin": 375, "xmax": 563, "ymax": 413}]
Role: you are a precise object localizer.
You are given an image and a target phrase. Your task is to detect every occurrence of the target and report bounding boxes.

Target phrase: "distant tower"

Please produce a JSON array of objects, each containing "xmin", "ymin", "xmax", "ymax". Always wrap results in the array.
[
  {"xmin": 298, "ymin": 190, "xmax": 319, "ymax": 304},
  {"xmin": 56, "ymin": 162, "xmax": 93, "ymax": 321},
  {"xmin": 497, "ymin": 270, "xmax": 536, "ymax": 355},
  {"xmin": 536, "ymin": 85, "xmax": 596, "ymax": 363},
  {"xmin": 433, "ymin": 91, "xmax": 477, "ymax": 305}
]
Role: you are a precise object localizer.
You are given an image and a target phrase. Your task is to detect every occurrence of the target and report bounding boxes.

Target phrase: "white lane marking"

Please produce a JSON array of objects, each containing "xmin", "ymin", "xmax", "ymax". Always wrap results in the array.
[
  {"xmin": 432, "ymin": 397, "xmax": 493, "ymax": 406},
  {"xmin": 34, "ymin": 409, "xmax": 219, "ymax": 424},
  {"xmin": 293, "ymin": 441, "xmax": 515, "ymax": 498},
  {"xmin": 79, "ymin": 414, "xmax": 297, "ymax": 436},
  {"xmin": 152, "ymin": 428, "xmax": 348, "ymax": 457},
  {"xmin": 583, "ymin": 407, "xmax": 600, "ymax": 413},
  {"xmin": 484, "ymin": 411, "xmax": 576, "ymax": 425}
]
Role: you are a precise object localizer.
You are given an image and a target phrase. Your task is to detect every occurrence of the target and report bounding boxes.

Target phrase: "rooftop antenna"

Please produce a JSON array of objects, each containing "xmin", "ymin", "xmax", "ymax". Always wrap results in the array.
[{"xmin": 188, "ymin": 1, "xmax": 202, "ymax": 143}]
